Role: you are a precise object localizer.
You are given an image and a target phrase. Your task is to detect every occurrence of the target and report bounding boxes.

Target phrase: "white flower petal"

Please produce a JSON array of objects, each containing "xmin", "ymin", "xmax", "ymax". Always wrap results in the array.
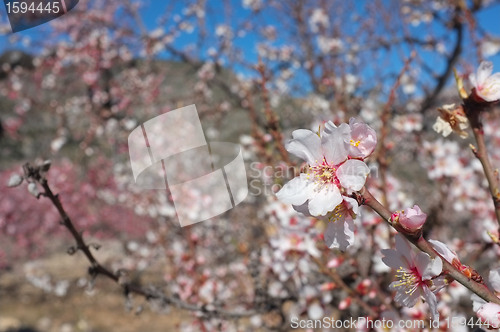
[
  {"xmin": 7, "ymin": 174, "xmax": 23, "ymax": 187},
  {"xmin": 471, "ymin": 293, "xmax": 487, "ymax": 312},
  {"xmin": 395, "ymin": 234, "xmax": 415, "ymax": 265},
  {"xmin": 469, "ymin": 73, "xmax": 477, "ymax": 88},
  {"xmin": 308, "ymin": 302, "xmax": 324, "ymax": 320},
  {"xmin": 393, "ymin": 286, "xmax": 420, "ymax": 307},
  {"xmin": 477, "ymin": 61, "xmax": 494, "ymax": 86},
  {"xmin": 428, "ymin": 239, "xmax": 457, "ymax": 264},
  {"xmin": 308, "ymin": 185, "xmax": 342, "ymax": 216},
  {"xmin": 286, "ymin": 129, "xmax": 322, "ymax": 165},
  {"xmin": 414, "ymin": 252, "xmax": 431, "ymax": 279},
  {"xmin": 324, "ymin": 218, "xmax": 354, "ymax": 251},
  {"xmin": 27, "ymin": 183, "xmax": 39, "ymax": 197},
  {"xmin": 430, "ymin": 275, "xmax": 448, "ymax": 293},
  {"xmin": 276, "ymin": 176, "xmax": 313, "ymax": 206},
  {"xmin": 422, "ymin": 285, "xmax": 439, "ymax": 321},
  {"xmin": 324, "ymin": 120, "xmax": 336, "ymax": 131},
  {"xmin": 422, "ymin": 256, "xmax": 442, "ymax": 281},
  {"xmin": 482, "ymin": 72, "xmax": 500, "ymax": 102},
  {"xmin": 489, "ymin": 268, "xmax": 500, "ymax": 293},
  {"xmin": 292, "ymin": 201, "xmax": 312, "ymax": 217},
  {"xmin": 342, "ymin": 196, "xmax": 360, "ymax": 217},
  {"xmin": 321, "ymin": 123, "xmax": 349, "ymax": 165},
  {"xmin": 381, "ymin": 249, "xmax": 409, "ymax": 270},
  {"xmin": 336, "ymin": 159, "xmax": 370, "ymax": 191}
]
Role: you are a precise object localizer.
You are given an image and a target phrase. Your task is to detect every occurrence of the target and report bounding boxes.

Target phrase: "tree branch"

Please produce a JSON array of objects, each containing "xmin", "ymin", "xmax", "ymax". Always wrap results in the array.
[
  {"xmin": 358, "ymin": 187, "xmax": 500, "ymax": 305},
  {"xmin": 21, "ymin": 162, "xmax": 259, "ymax": 319}
]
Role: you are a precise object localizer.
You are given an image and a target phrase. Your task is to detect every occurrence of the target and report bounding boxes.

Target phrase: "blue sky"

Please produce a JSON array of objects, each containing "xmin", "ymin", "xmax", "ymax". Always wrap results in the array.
[{"xmin": 0, "ymin": 0, "xmax": 499, "ymax": 98}]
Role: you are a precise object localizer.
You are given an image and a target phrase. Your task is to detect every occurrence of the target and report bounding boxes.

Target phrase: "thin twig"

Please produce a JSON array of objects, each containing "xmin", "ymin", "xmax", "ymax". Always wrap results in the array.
[
  {"xmin": 358, "ymin": 186, "xmax": 500, "ymax": 305},
  {"xmin": 465, "ymin": 104, "xmax": 500, "ymax": 234},
  {"xmin": 22, "ymin": 163, "xmax": 258, "ymax": 319}
]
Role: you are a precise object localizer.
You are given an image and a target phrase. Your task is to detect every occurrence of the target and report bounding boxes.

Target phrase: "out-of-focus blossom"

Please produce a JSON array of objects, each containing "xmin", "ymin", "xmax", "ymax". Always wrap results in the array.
[
  {"xmin": 7, "ymin": 174, "xmax": 23, "ymax": 188},
  {"xmin": 392, "ymin": 113, "xmax": 423, "ymax": 133},
  {"xmin": 433, "ymin": 104, "xmax": 469, "ymax": 138},
  {"xmin": 242, "ymin": 0, "xmax": 262, "ymax": 11},
  {"xmin": 481, "ymin": 40, "xmax": 500, "ymax": 58},
  {"xmin": 309, "ymin": 9, "xmax": 329, "ymax": 32},
  {"xmin": 317, "ymin": 36, "xmax": 343, "ymax": 54},
  {"xmin": 469, "ymin": 61, "xmax": 500, "ymax": 102},
  {"xmin": 27, "ymin": 183, "xmax": 39, "ymax": 197},
  {"xmin": 322, "ymin": 196, "xmax": 358, "ymax": 251},
  {"xmin": 477, "ymin": 303, "xmax": 500, "ymax": 329},
  {"xmin": 381, "ymin": 234, "xmax": 444, "ymax": 320}
]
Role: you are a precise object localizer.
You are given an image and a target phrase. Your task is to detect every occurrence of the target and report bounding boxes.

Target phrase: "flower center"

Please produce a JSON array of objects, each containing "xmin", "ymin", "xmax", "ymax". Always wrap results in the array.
[
  {"xmin": 393, "ymin": 267, "xmax": 422, "ymax": 295},
  {"xmin": 484, "ymin": 80, "xmax": 500, "ymax": 95},
  {"xmin": 305, "ymin": 159, "xmax": 340, "ymax": 187},
  {"xmin": 328, "ymin": 204, "xmax": 345, "ymax": 223},
  {"xmin": 350, "ymin": 139, "xmax": 361, "ymax": 147}
]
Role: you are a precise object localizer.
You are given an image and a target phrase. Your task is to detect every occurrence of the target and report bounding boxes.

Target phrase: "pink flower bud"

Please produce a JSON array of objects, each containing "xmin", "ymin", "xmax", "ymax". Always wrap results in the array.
[
  {"xmin": 477, "ymin": 303, "xmax": 500, "ymax": 329},
  {"xmin": 399, "ymin": 205, "xmax": 427, "ymax": 231}
]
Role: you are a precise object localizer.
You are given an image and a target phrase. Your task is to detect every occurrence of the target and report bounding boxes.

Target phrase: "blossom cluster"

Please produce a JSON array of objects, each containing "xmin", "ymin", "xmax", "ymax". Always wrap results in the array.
[{"xmin": 276, "ymin": 118, "xmax": 376, "ymax": 250}]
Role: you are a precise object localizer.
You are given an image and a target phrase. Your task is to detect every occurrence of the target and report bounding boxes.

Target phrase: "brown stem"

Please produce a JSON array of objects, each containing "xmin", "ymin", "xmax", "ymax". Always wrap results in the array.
[
  {"xmin": 359, "ymin": 187, "xmax": 500, "ymax": 305},
  {"xmin": 24, "ymin": 164, "xmax": 257, "ymax": 319},
  {"xmin": 466, "ymin": 107, "xmax": 500, "ymax": 234}
]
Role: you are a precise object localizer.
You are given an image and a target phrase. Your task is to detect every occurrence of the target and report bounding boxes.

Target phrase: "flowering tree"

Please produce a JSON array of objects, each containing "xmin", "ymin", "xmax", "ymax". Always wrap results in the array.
[{"xmin": 2, "ymin": 0, "xmax": 500, "ymax": 331}]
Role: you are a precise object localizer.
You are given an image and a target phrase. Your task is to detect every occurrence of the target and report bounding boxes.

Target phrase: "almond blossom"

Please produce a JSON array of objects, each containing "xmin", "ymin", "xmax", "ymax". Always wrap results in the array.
[
  {"xmin": 471, "ymin": 267, "xmax": 500, "ymax": 312},
  {"xmin": 381, "ymin": 234, "xmax": 444, "ymax": 320},
  {"xmin": 322, "ymin": 196, "xmax": 358, "ymax": 251},
  {"xmin": 276, "ymin": 119, "xmax": 373, "ymax": 217},
  {"xmin": 469, "ymin": 61, "xmax": 500, "ymax": 102},
  {"xmin": 432, "ymin": 104, "xmax": 469, "ymax": 138},
  {"xmin": 477, "ymin": 303, "xmax": 500, "ymax": 329},
  {"xmin": 293, "ymin": 195, "xmax": 358, "ymax": 251}
]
